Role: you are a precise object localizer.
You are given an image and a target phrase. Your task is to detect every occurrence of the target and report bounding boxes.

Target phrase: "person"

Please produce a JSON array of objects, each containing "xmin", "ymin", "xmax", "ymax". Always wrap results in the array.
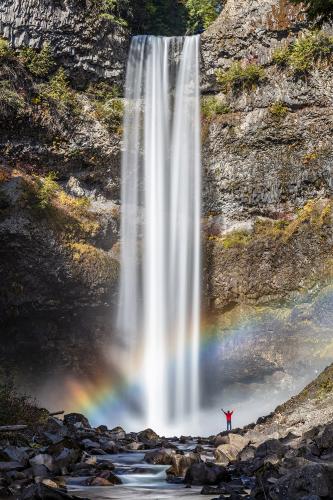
[{"xmin": 221, "ymin": 409, "xmax": 234, "ymax": 431}]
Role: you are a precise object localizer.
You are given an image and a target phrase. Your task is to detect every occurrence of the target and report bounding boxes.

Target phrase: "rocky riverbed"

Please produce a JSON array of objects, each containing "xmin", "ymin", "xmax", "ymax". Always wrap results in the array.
[{"xmin": 1, "ymin": 363, "xmax": 332, "ymax": 499}]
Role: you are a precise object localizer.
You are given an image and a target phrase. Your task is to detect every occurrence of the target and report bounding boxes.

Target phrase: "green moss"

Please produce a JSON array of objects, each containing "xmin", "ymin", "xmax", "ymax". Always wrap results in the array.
[
  {"xmin": 211, "ymin": 229, "xmax": 252, "ymax": 249},
  {"xmin": 19, "ymin": 44, "xmax": 55, "ymax": 77},
  {"xmin": 272, "ymin": 31, "xmax": 333, "ymax": 73},
  {"xmin": 216, "ymin": 62, "xmax": 266, "ymax": 93},
  {"xmin": 269, "ymin": 101, "xmax": 289, "ymax": 119},
  {"xmin": 201, "ymin": 96, "xmax": 230, "ymax": 118}
]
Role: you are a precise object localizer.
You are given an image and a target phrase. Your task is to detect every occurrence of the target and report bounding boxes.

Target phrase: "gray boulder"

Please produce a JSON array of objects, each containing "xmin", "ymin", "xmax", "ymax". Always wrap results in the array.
[
  {"xmin": 64, "ymin": 413, "xmax": 90, "ymax": 429},
  {"xmin": 184, "ymin": 462, "xmax": 231, "ymax": 486}
]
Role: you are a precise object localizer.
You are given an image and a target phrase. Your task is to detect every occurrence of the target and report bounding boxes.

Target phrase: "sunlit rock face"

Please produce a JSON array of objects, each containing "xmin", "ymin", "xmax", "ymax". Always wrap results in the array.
[{"xmin": 0, "ymin": 0, "xmax": 128, "ymax": 88}]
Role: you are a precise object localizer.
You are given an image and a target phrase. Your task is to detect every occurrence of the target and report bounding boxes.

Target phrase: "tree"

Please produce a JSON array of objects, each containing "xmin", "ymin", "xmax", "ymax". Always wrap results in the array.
[
  {"xmin": 184, "ymin": 0, "xmax": 223, "ymax": 33},
  {"xmin": 290, "ymin": 0, "xmax": 333, "ymax": 25}
]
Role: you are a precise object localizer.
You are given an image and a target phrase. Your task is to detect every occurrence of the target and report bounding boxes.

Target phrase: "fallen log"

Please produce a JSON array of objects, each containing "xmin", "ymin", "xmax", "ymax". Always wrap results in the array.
[
  {"xmin": 49, "ymin": 411, "xmax": 64, "ymax": 417},
  {"xmin": 0, "ymin": 425, "xmax": 28, "ymax": 432}
]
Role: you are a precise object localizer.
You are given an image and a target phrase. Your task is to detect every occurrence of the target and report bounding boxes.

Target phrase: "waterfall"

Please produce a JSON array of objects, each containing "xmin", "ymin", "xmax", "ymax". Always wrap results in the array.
[{"xmin": 118, "ymin": 35, "xmax": 201, "ymax": 433}]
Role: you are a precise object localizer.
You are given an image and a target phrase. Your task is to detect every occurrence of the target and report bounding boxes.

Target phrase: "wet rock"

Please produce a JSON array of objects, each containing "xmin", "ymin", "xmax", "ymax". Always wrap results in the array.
[
  {"xmin": 127, "ymin": 441, "xmax": 144, "ymax": 451},
  {"xmin": 137, "ymin": 428, "xmax": 159, "ymax": 442},
  {"xmin": 87, "ymin": 477, "xmax": 113, "ymax": 486},
  {"xmin": 96, "ymin": 470, "xmax": 121, "ymax": 484},
  {"xmin": 184, "ymin": 462, "xmax": 231, "ymax": 486},
  {"xmin": 239, "ymin": 445, "xmax": 256, "ymax": 462},
  {"xmin": 64, "ymin": 413, "xmax": 90, "ymax": 429},
  {"xmin": 144, "ymin": 448, "xmax": 176, "ymax": 465},
  {"xmin": 109, "ymin": 427, "xmax": 126, "ymax": 441},
  {"xmin": 99, "ymin": 439, "xmax": 119, "ymax": 453},
  {"xmin": 168, "ymin": 452, "xmax": 201, "ymax": 478},
  {"xmin": 96, "ymin": 425, "xmax": 108, "ymax": 433},
  {"xmin": 81, "ymin": 439, "xmax": 100, "ymax": 450}
]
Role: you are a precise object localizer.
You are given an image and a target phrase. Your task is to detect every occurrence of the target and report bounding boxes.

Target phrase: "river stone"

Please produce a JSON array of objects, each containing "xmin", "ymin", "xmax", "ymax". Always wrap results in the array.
[
  {"xmin": 145, "ymin": 448, "xmax": 176, "ymax": 465},
  {"xmin": 184, "ymin": 462, "xmax": 231, "ymax": 486},
  {"xmin": 0, "ymin": 461, "xmax": 25, "ymax": 472},
  {"xmin": 137, "ymin": 428, "xmax": 159, "ymax": 442},
  {"xmin": 30, "ymin": 454, "xmax": 54, "ymax": 471},
  {"xmin": 64, "ymin": 413, "xmax": 91, "ymax": 429},
  {"xmin": 215, "ymin": 444, "xmax": 240, "ymax": 465},
  {"xmin": 109, "ymin": 427, "xmax": 126, "ymax": 440}
]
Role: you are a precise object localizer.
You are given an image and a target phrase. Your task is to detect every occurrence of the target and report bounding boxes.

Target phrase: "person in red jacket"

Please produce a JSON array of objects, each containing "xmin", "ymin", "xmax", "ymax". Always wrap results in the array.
[{"xmin": 222, "ymin": 408, "xmax": 234, "ymax": 431}]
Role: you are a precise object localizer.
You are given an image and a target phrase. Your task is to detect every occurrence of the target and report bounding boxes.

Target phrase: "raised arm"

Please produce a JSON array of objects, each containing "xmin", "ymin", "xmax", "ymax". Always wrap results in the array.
[
  {"xmin": 231, "ymin": 410, "xmax": 235, "ymax": 415},
  {"xmin": 221, "ymin": 409, "xmax": 226, "ymax": 415}
]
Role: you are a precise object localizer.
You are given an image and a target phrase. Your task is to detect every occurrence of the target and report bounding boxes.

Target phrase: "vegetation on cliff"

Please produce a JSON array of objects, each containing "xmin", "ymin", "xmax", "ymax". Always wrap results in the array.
[
  {"xmin": 94, "ymin": 0, "xmax": 222, "ymax": 35},
  {"xmin": 290, "ymin": 0, "xmax": 333, "ymax": 25}
]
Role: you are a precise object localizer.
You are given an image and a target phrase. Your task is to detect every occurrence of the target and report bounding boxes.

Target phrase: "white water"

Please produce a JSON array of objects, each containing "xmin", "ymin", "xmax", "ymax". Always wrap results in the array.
[{"xmin": 117, "ymin": 35, "xmax": 201, "ymax": 433}]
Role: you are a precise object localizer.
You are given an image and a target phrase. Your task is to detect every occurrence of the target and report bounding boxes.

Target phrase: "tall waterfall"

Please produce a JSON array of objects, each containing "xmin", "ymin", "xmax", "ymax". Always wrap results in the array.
[{"xmin": 118, "ymin": 35, "xmax": 201, "ymax": 432}]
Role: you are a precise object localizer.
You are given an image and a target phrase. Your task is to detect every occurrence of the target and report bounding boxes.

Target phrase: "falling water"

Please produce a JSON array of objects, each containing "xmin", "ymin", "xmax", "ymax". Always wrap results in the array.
[{"xmin": 118, "ymin": 35, "xmax": 201, "ymax": 433}]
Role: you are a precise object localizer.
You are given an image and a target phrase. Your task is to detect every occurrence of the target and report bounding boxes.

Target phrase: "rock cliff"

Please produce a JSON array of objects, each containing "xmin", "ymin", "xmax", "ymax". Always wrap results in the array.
[{"xmin": 0, "ymin": 0, "xmax": 333, "ymax": 395}]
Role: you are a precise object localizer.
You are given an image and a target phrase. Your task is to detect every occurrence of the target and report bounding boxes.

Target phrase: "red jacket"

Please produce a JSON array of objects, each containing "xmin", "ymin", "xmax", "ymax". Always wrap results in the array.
[{"xmin": 223, "ymin": 410, "xmax": 233, "ymax": 422}]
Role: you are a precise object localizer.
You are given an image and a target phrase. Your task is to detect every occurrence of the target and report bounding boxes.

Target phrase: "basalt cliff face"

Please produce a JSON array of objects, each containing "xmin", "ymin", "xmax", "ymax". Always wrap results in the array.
[{"xmin": 0, "ymin": 0, "xmax": 332, "ymax": 394}]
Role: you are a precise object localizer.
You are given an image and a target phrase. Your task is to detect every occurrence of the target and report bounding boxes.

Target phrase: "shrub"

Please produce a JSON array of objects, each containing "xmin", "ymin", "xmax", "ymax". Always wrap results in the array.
[
  {"xmin": 269, "ymin": 101, "xmax": 289, "ymax": 119},
  {"xmin": 0, "ymin": 80, "xmax": 25, "ymax": 117},
  {"xmin": 272, "ymin": 31, "xmax": 333, "ymax": 73},
  {"xmin": 185, "ymin": 0, "xmax": 222, "ymax": 33},
  {"xmin": 289, "ymin": 31, "xmax": 333, "ymax": 71},
  {"xmin": 19, "ymin": 44, "xmax": 55, "ymax": 77},
  {"xmin": 57, "ymin": 191, "xmax": 90, "ymax": 214},
  {"xmin": 289, "ymin": 0, "xmax": 333, "ymax": 26},
  {"xmin": 94, "ymin": 98, "xmax": 124, "ymax": 133},
  {"xmin": 35, "ymin": 172, "xmax": 60, "ymax": 209},
  {"xmin": 0, "ymin": 380, "xmax": 47, "ymax": 426},
  {"xmin": 38, "ymin": 68, "xmax": 79, "ymax": 110},
  {"xmin": 216, "ymin": 62, "xmax": 266, "ymax": 93},
  {"xmin": 201, "ymin": 96, "xmax": 230, "ymax": 118},
  {"xmin": 87, "ymin": 82, "xmax": 121, "ymax": 100},
  {"xmin": 0, "ymin": 38, "xmax": 12, "ymax": 59},
  {"xmin": 272, "ymin": 46, "xmax": 290, "ymax": 66}
]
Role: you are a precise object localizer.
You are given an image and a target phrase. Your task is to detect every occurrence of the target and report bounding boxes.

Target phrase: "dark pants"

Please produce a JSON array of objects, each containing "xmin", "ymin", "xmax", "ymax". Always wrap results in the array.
[{"xmin": 227, "ymin": 421, "xmax": 232, "ymax": 431}]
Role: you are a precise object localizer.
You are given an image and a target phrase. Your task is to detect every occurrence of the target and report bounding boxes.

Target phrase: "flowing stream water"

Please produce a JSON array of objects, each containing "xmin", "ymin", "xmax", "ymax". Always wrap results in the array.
[{"xmin": 117, "ymin": 35, "xmax": 201, "ymax": 434}]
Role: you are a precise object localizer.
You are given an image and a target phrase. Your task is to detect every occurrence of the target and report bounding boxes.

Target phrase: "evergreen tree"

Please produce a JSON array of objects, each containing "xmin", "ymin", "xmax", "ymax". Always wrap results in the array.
[{"xmin": 290, "ymin": 0, "xmax": 333, "ymax": 25}]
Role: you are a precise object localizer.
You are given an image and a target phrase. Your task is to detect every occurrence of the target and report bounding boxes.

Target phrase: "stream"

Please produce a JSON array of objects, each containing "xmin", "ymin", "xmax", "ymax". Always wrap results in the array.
[{"xmin": 68, "ymin": 443, "xmax": 218, "ymax": 500}]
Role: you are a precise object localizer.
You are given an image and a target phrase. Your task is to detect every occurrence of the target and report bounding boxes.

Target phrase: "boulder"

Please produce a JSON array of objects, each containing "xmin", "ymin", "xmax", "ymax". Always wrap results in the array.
[
  {"xmin": 0, "ymin": 446, "xmax": 29, "ymax": 466},
  {"xmin": 137, "ymin": 428, "xmax": 159, "ymax": 442},
  {"xmin": 255, "ymin": 439, "xmax": 287, "ymax": 459},
  {"xmin": 20, "ymin": 482, "xmax": 85, "ymax": 499},
  {"xmin": 126, "ymin": 441, "xmax": 144, "ymax": 451},
  {"xmin": 30, "ymin": 454, "xmax": 54, "ymax": 472},
  {"xmin": 0, "ymin": 461, "xmax": 25, "ymax": 472},
  {"xmin": 99, "ymin": 439, "xmax": 119, "ymax": 453},
  {"xmin": 214, "ymin": 433, "xmax": 249, "ymax": 452},
  {"xmin": 214, "ymin": 444, "xmax": 239, "ymax": 465},
  {"xmin": 64, "ymin": 413, "xmax": 91, "ymax": 429},
  {"xmin": 168, "ymin": 452, "xmax": 201, "ymax": 477},
  {"xmin": 96, "ymin": 470, "xmax": 121, "ymax": 484},
  {"xmin": 144, "ymin": 448, "xmax": 176, "ymax": 465},
  {"xmin": 109, "ymin": 427, "xmax": 126, "ymax": 441},
  {"xmin": 81, "ymin": 439, "xmax": 101, "ymax": 450},
  {"xmin": 269, "ymin": 463, "xmax": 333, "ymax": 500},
  {"xmin": 184, "ymin": 462, "xmax": 231, "ymax": 486},
  {"xmin": 88, "ymin": 477, "xmax": 113, "ymax": 486},
  {"xmin": 314, "ymin": 423, "xmax": 333, "ymax": 452}
]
